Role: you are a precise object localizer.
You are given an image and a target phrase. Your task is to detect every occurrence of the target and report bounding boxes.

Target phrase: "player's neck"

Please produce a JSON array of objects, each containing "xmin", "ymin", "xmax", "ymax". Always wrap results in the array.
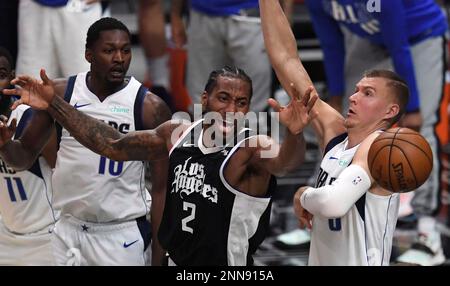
[
  {"xmin": 86, "ymin": 72, "xmax": 127, "ymax": 101},
  {"xmin": 347, "ymin": 124, "xmax": 385, "ymax": 148}
]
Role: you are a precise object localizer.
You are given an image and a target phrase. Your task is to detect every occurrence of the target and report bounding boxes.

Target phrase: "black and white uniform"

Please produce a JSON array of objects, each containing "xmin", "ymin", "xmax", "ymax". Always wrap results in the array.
[
  {"xmin": 159, "ymin": 121, "xmax": 276, "ymax": 266},
  {"xmin": 51, "ymin": 72, "xmax": 151, "ymax": 265},
  {"xmin": 0, "ymin": 105, "xmax": 57, "ymax": 265},
  {"xmin": 309, "ymin": 134, "xmax": 399, "ymax": 266}
]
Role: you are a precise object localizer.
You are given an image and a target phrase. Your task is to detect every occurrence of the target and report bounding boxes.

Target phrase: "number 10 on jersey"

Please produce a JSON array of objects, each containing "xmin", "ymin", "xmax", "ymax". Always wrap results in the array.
[{"xmin": 98, "ymin": 156, "xmax": 124, "ymax": 176}]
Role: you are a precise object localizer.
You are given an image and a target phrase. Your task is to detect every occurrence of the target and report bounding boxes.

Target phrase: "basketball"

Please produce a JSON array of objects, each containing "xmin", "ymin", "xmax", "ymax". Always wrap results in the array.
[{"xmin": 368, "ymin": 127, "xmax": 433, "ymax": 193}]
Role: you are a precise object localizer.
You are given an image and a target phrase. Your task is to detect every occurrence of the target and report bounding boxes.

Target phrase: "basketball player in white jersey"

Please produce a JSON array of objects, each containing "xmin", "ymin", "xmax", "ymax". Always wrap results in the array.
[
  {"xmin": 259, "ymin": 0, "xmax": 408, "ymax": 265},
  {"xmin": 3, "ymin": 63, "xmax": 318, "ymax": 265},
  {"xmin": 0, "ymin": 47, "xmax": 57, "ymax": 265},
  {"xmin": 0, "ymin": 18, "xmax": 171, "ymax": 265}
]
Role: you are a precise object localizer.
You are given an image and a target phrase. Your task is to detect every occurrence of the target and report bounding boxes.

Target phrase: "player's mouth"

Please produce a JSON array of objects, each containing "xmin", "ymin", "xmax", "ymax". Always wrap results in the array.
[
  {"xmin": 347, "ymin": 108, "xmax": 356, "ymax": 117},
  {"xmin": 110, "ymin": 67, "xmax": 125, "ymax": 78},
  {"xmin": 215, "ymin": 117, "xmax": 234, "ymax": 134}
]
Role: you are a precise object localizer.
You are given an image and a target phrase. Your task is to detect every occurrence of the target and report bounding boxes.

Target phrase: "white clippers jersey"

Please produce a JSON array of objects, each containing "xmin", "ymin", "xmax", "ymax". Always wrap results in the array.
[
  {"xmin": 0, "ymin": 105, "xmax": 56, "ymax": 234},
  {"xmin": 52, "ymin": 72, "xmax": 148, "ymax": 222},
  {"xmin": 309, "ymin": 134, "xmax": 399, "ymax": 266}
]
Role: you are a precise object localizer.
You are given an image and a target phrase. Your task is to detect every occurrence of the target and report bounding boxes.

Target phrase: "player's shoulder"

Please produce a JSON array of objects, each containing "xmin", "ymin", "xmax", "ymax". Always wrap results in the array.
[
  {"xmin": 353, "ymin": 131, "xmax": 383, "ymax": 161},
  {"xmin": 53, "ymin": 77, "xmax": 70, "ymax": 98},
  {"xmin": 359, "ymin": 131, "xmax": 382, "ymax": 149},
  {"xmin": 140, "ymin": 91, "xmax": 172, "ymax": 128}
]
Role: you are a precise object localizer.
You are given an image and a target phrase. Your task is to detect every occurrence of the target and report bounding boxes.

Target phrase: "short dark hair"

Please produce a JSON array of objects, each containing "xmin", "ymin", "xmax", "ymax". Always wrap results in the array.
[
  {"xmin": 0, "ymin": 47, "xmax": 14, "ymax": 70},
  {"xmin": 363, "ymin": 69, "xmax": 409, "ymax": 125},
  {"xmin": 85, "ymin": 17, "xmax": 131, "ymax": 49},
  {"xmin": 204, "ymin": 66, "xmax": 253, "ymax": 99}
]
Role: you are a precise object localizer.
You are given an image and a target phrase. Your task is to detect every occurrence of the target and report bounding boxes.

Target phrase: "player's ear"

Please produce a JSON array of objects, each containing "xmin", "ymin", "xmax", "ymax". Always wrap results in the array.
[
  {"xmin": 201, "ymin": 91, "xmax": 208, "ymax": 110},
  {"xmin": 85, "ymin": 49, "xmax": 93, "ymax": 63},
  {"xmin": 385, "ymin": 103, "xmax": 399, "ymax": 121}
]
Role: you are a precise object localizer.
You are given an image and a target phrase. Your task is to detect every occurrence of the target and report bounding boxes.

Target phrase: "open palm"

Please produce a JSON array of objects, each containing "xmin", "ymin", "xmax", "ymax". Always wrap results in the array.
[
  {"xmin": 268, "ymin": 84, "xmax": 318, "ymax": 135},
  {"xmin": 3, "ymin": 69, "xmax": 55, "ymax": 111}
]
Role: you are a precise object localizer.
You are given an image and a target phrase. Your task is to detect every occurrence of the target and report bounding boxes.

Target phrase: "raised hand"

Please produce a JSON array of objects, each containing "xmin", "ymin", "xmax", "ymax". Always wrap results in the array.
[
  {"xmin": 268, "ymin": 84, "xmax": 318, "ymax": 135},
  {"xmin": 0, "ymin": 115, "xmax": 16, "ymax": 148},
  {"xmin": 3, "ymin": 69, "xmax": 56, "ymax": 111}
]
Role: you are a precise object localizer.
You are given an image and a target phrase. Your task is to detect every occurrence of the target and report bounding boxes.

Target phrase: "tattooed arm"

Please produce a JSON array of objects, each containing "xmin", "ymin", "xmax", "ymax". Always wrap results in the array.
[
  {"xmin": 140, "ymin": 91, "xmax": 172, "ymax": 266},
  {"xmin": 4, "ymin": 70, "xmax": 179, "ymax": 162},
  {"xmin": 0, "ymin": 78, "xmax": 66, "ymax": 170}
]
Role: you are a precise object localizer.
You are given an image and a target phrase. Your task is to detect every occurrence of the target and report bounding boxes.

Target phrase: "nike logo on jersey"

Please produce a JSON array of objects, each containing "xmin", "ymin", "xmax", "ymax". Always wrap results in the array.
[
  {"xmin": 123, "ymin": 239, "xmax": 139, "ymax": 248},
  {"xmin": 329, "ymin": 156, "xmax": 339, "ymax": 160},
  {"xmin": 74, "ymin": 102, "xmax": 91, "ymax": 109},
  {"xmin": 182, "ymin": 142, "xmax": 195, "ymax": 147}
]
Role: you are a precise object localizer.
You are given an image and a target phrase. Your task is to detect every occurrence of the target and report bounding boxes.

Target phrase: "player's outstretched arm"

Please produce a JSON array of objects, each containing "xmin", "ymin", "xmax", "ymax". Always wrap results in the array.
[
  {"xmin": 295, "ymin": 133, "xmax": 380, "ymax": 218},
  {"xmin": 256, "ymin": 85, "xmax": 318, "ymax": 176},
  {"xmin": 0, "ymin": 109, "xmax": 54, "ymax": 171},
  {"xmin": 3, "ymin": 70, "xmax": 174, "ymax": 162},
  {"xmin": 259, "ymin": 0, "xmax": 345, "ymax": 151}
]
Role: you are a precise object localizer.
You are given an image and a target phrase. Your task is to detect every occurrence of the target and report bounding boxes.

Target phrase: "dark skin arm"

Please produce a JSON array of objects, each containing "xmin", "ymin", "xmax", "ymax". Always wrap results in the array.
[
  {"xmin": 41, "ymin": 126, "xmax": 57, "ymax": 168},
  {"xmin": 0, "ymin": 79, "xmax": 66, "ymax": 170},
  {"xmin": 4, "ymin": 70, "xmax": 180, "ymax": 162},
  {"xmin": 139, "ymin": 0, "xmax": 167, "ymax": 58},
  {"xmin": 224, "ymin": 87, "xmax": 318, "ymax": 197},
  {"xmin": 140, "ymin": 92, "xmax": 172, "ymax": 266},
  {"xmin": 5, "ymin": 72, "xmax": 173, "ymax": 265},
  {"xmin": 170, "ymin": 0, "xmax": 187, "ymax": 48}
]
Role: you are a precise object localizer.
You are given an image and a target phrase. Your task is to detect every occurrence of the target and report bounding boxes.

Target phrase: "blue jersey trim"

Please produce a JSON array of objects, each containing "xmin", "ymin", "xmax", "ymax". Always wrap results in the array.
[
  {"xmin": 323, "ymin": 133, "xmax": 347, "ymax": 156},
  {"xmin": 56, "ymin": 75, "xmax": 76, "ymax": 149},
  {"xmin": 134, "ymin": 85, "xmax": 147, "ymax": 131},
  {"xmin": 13, "ymin": 108, "xmax": 43, "ymax": 179}
]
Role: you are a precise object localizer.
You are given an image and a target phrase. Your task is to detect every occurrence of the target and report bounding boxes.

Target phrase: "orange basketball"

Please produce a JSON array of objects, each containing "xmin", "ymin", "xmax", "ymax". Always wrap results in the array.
[{"xmin": 368, "ymin": 127, "xmax": 433, "ymax": 193}]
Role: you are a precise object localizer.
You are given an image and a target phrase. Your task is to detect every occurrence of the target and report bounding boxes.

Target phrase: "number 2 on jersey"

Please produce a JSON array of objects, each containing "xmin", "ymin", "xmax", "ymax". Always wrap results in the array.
[
  {"xmin": 98, "ymin": 156, "xmax": 124, "ymax": 176},
  {"xmin": 182, "ymin": 202, "xmax": 196, "ymax": 234}
]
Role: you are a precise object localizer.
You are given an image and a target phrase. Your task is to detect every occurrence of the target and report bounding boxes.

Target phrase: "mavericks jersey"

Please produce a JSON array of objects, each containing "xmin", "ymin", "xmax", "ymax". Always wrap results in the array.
[
  {"xmin": 309, "ymin": 134, "xmax": 399, "ymax": 266},
  {"xmin": 0, "ymin": 105, "xmax": 56, "ymax": 234},
  {"xmin": 52, "ymin": 72, "xmax": 148, "ymax": 222},
  {"xmin": 158, "ymin": 121, "xmax": 276, "ymax": 266}
]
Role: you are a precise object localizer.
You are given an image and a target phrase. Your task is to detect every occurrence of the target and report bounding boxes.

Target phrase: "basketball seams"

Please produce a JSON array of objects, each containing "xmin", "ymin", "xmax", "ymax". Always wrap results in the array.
[
  {"xmin": 369, "ymin": 145, "xmax": 389, "ymax": 181},
  {"xmin": 373, "ymin": 138, "xmax": 433, "ymax": 165},
  {"xmin": 368, "ymin": 127, "xmax": 432, "ymax": 193},
  {"xmin": 387, "ymin": 129, "xmax": 399, "ymax": 191},
  {"xmin": 392, "ymin": 145, "xmax": 418, "ymax": 191}
]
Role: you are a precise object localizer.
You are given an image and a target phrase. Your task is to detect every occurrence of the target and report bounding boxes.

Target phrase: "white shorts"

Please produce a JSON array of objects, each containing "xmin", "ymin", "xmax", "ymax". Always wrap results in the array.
[
  {"xmin": 52, "ymin": 215, "xmax": 151, "ymax": 266},
  {"xmin": 0, "ymin": 220, "xmax": 55, "ymax": 266},
  {"xmin": 16, "ymin": 0, "xmax": 105, "ymax": 78}
]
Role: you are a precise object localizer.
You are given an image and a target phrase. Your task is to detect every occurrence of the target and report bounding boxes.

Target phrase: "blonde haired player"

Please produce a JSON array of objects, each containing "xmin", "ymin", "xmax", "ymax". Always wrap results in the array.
[{"xmin": 260, "ymin": 0, "xmax": 409, "ymax": 265}]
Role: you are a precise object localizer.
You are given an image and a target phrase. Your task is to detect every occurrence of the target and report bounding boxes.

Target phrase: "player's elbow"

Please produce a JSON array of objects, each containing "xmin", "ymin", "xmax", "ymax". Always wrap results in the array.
[
  {"xmin": 307, "ymin": 193, "xmax": 350, "ymax": 218},
  {"xmin": 318, "ymin": 205, "xmax": 350, "ymax": 218}
]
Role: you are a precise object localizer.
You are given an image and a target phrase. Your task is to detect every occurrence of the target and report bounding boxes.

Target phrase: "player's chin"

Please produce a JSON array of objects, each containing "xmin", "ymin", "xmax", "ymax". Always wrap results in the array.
[
  {"xmin": 213, "ymin": 123, "xmax": 234, "ymax": 139},
  {"xmin": 107, "ymin": 73, "xmax": 125, "ymax": 83},
  {"xmin": 344, "ymin": 118, "xmax": 354, "ymax": 128}
]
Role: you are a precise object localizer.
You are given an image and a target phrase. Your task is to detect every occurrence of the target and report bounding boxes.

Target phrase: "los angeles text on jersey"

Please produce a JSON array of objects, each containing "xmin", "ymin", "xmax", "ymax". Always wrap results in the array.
[{"xmin": 171, "ymin": 157, "xmax": 218, "ymax": 203}]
